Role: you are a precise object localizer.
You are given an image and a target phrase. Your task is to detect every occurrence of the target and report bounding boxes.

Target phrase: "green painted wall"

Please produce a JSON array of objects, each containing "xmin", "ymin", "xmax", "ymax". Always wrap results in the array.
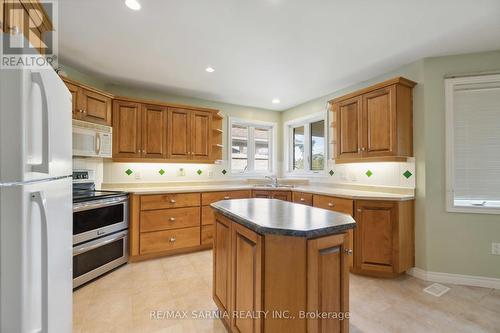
[
  {"xmin": 421, "ymin": 51, "xmax": 500, "ymax": 278},
  {"xmin": 283, "ymin": 50, "xmax": 500, "ymax": 279}
]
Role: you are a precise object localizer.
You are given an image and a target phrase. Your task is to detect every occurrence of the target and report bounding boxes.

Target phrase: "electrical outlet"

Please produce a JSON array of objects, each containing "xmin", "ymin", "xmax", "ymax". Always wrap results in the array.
[
  {"xmin": 492, "ymin": 243, "xmax": 500, "ymax": 255},
  {"xmin": 208, "ymin": 171, "xmax": 214, "ymax": 178},
  {"xmin": 134, "ymin": 172, "xmax": 141, "ymax": 180}
]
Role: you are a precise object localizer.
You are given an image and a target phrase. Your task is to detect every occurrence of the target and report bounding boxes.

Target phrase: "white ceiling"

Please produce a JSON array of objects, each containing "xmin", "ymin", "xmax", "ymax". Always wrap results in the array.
[{"xmin": 58, "ymin": 0, "xmax": 500, "ymax": 110}]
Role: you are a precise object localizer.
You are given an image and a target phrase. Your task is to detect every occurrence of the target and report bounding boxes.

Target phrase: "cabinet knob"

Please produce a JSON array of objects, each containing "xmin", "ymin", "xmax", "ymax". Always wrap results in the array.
[
  {"xmin": 328, "ymin": 202, "xmax": 335, "ymax": 207},
  {"xmin": 223, "ymin": 196, "xmax": 230, "ymax": 200},
  {"xmin": 169, "ymin": 237, "xmax": 176, "ymax": 243},
  {"xmin": 300, "ymin": 198, "xmax": 305, "ymax": 202},
  {"xmin": 357, "ymin": 208, "xmax": 362, "ymax": 212},
  {"xmin": 169, "ymin": 217, "xmax": 176, "ymax": 222},
  {"xmin": 170, "ymin": 199, "xmax": 176, "ymax": 203},
  {"xmin": 361, "ymin": 147, "xmax": 366, "ymax": 151},
  {"xmin": 344, "ymin": 249, "xmax": 353, "ymax": 256}
]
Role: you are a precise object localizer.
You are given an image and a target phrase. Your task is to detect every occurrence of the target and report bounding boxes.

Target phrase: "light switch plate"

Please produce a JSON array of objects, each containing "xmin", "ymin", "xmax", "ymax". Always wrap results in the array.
[
  {"xmin": 134, "ymin": 172, "xmax": 141, "ymax": 180},
  {"xmin": 491, "ymin": 243, "xmax": 500, "ymax": 255}
]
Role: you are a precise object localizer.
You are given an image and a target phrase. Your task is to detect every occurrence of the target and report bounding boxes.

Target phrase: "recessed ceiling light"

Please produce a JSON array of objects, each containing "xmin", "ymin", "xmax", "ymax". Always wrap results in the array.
[
  {"xmin": 125, "ymin": 0, "xmax": 141, "ymax": 11},
  {"xmin": 205, "ymin": 67, "xmax": 215, "ymax": 73},
  {"xmin": 272, "ymin": 98, "xmax": 281, "ymax": 104}
]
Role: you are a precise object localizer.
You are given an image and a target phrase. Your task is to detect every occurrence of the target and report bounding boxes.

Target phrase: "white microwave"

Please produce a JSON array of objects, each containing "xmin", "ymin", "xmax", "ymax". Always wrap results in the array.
[{"xmin": 72, "ymin": 120, "xmax": 112, "ymax": 158}]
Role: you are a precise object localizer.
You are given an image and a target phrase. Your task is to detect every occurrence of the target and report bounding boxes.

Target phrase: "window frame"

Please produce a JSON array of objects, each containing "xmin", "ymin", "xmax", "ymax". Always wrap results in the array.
[
  {"xmin": 228, "ymin": 117, "xmax": 277, "ymax": 176},
  {"xmin": 284, "ymin": 111, "xmax": 328, "ymax": 176},
  {"xmin": 445, "ymin": 73, "xmax": 500, "ymax": 215}
]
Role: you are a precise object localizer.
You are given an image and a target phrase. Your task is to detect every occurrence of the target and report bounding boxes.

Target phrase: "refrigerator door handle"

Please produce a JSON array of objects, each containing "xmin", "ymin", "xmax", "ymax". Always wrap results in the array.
[
  {"xmin": 31, "ymin": 191, "xmax": 49, "ymax": 333},
  {"xmin": 31, "ymin": 72, "xmax": 51, "ymax": 175}
]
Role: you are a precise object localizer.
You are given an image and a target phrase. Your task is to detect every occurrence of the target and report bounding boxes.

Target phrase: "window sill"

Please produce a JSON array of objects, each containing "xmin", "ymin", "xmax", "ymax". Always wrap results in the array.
[
  {"xmin": 285, "ymin": 171, "xmax": 327, "ymax": 178},
  {"xmin": 447, "ymin": 200, "xmax": 500, "ymax": 215}
]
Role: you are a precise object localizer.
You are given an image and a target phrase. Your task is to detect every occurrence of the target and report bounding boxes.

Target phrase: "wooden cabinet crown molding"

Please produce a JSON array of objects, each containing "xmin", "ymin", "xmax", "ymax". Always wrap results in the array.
[{"xmin": 329, "ymin": 77, "xmax": 417, "ymax": 104}]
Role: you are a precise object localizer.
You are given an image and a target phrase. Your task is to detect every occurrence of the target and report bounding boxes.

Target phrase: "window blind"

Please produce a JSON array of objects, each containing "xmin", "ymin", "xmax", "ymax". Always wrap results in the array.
[{"xmin": 452, "ymin": 80, "xmax": 500, "ymax": 201}]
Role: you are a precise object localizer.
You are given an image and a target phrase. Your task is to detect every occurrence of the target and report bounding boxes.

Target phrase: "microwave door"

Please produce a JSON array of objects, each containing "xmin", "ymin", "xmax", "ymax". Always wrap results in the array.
[{"xmin": 72, "ymin": 127, "xmax": 97, "ymax": 157}]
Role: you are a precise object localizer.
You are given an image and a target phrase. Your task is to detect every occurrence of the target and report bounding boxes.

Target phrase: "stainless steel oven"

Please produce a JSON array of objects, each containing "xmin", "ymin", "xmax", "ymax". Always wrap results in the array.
[
  {"xmin": 73, "ymin": 230, "xmax": 128, "ymax": 288},
  {"xmin": 73, "ymin": 196, "xmax": 129, "ymax": 244}
]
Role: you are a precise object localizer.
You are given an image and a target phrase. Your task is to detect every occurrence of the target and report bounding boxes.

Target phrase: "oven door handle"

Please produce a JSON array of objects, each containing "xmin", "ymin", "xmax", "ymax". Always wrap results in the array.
[
  {"xmin": 73, "ymin": 232, "xmax": 127, "ymax": 256},
  {"xmin": 73, "ymin": 196, "xmax": 128, "ymax": 212}
]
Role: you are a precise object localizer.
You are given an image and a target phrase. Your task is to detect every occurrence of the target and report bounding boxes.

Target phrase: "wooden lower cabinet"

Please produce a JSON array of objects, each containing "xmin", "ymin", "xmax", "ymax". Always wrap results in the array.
[
  {"xmin": 213, "ymin": 212, "xmax": 350, "ymax": 333},
  {"xmin": 252, "ymin": 190, "xmax": 291, "ymax": 201},
  {"xmin": 140, "ymin": 226, "xmax": 200, "ymax": 255},
  {"xmin": 353, "ymin": 200, "xmax": 414, "ymax": 277}
]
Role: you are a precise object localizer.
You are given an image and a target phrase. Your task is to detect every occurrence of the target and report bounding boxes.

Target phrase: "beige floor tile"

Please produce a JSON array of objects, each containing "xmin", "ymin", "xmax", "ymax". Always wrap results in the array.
[{"xmin": 73, "ymin": 250, "xmax": 499, "ymax": 333}]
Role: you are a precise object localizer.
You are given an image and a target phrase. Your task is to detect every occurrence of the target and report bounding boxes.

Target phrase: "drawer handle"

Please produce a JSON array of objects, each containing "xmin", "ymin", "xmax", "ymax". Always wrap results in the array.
[
  {"xmin": 169, "ymin": 217, "xmax": 176, "ymax": 222},
  {"xmin": 300, "ymin": 198, "xmax": 305, "ymax": 202},
  {"xmin": 169, "ymin": 237, "xmax": 176, "ymax": 243},
  {"xmin": 169, "ymin": 199, "xmax": 176, "ymax": 204},
  {"xmin": 223, "ymin": 196, "xmax": 230, "ymax": 200},
  {"xmin": 328, "ymin": 202, "xmax": 335, "ymax": 207},
  {"xmin": 357, "ymin": 208, "xmax": 362, "ymax": 212},
  {"xmin": 344, "ymin": 249, "xmax": 353, "ymax": 256}
]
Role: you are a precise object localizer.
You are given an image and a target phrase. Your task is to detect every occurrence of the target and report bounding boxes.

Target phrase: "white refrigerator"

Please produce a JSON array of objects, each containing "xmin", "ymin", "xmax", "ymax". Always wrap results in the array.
[{"xmin": 0, "ymin": 54, "xmax": 73, "ymax": 331}]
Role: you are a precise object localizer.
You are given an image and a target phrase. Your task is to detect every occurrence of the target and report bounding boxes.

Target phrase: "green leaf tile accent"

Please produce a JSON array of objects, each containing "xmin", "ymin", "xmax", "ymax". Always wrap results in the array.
[
  {"xmin": 222, "ymin": 169, "xmax": 227, "ymax": 175},
  {"xmin": 329, "ymin": 170, "xmax": 334, "ymax": 176},
  {"xmin": 158, "ymin": 169, "xmax": 165, "ymax": 176},
  {"xmin": 125, "ymin": 169, "xmax": 133, "ymax": 176},
  {"xmin": 197, "ymin": 169, "xmax": 203, "ymax": 175},
  {"xmin": 403, "ymin": 170, "xmax": 413, "ymax": 179},
  {"xmin": 365, "ymin": 170, "xmax": 373, "ymax": 177}
]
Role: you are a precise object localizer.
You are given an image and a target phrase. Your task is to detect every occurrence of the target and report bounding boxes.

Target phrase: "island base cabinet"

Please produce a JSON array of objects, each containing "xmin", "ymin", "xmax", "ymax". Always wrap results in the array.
[
  {"xmin": 231, "ymin": 223, "xmax": 263, "ymax": 333},
  {"xmin": 307, "ymin": 233, "xmax": 349, "ymax": 333},
  {"xmin": 213, "ymin": 211, "xmax": 350, "ymax": 333}
]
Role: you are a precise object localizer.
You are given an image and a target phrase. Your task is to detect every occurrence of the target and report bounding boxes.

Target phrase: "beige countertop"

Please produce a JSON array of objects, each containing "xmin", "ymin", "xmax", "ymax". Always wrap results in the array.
[{"xmin": 102, "ymin": 183, "xmax": 414, "ymax": 201}]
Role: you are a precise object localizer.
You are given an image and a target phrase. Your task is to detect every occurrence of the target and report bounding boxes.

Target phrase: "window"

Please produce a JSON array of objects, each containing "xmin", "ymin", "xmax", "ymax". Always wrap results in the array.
[
  {"xmin": 229, "ymin": 118, "xmax": 275, "ymax": 174},
  {"xmin": 445, "ymin": 74, "xmax": 500, "ymax": 214},
  {"xmin": 286, "ymin": 113, "xmax": 326, "ymax": 173}
]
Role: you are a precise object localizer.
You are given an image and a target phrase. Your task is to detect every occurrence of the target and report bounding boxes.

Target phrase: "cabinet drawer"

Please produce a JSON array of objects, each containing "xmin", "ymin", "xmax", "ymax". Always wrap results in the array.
[
  {"xmin": 201, "ymin": 225, "xmax": 214, "ymax": 245},
  {"xmin": 313, "ymin": 195, "xmax": 353, "ymax": 216},
  {"xmin": 140, "ymin": 207, "xmax": 200, "ymax": 233},
  {"xmin": 202, "ymin": 206, "xmax": 215, "ymax": 225},
  {"xmin": 140, "ymin": 227, "xmax": 200, "ymax": 255},
  {"xmin": 201, "ymin": 190, "xmax": 251, "ymax": 206},
  {"xmin": 140, "ymin": 193, "xmax": 200, "ymax": 210},
  {"xmin": 292, "ymin": 192, "xmax": 313, "ymax": 206}
]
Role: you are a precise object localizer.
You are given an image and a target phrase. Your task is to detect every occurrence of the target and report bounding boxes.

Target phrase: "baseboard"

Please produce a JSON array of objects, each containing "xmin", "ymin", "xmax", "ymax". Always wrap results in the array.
[{"xmin": 407, "ymin": 267, "xmax": 500, "ymax": 290}]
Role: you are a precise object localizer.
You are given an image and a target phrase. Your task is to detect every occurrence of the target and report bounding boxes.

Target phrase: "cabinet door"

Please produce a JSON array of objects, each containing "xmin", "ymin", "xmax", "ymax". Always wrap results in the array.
[
  {"xmin": 191, "ymin": 110, "xmax": 212, "ymax": 161},
  {"xmin": 79, "ymin": 88, "xmax": 112, "ymax": 125},
  {"xmin": 213, "ymin": 213, "xmax": 232, "ymax": 328},
  {"xmin": 231, "ymin": 222, "xmax": 263, "ymax": 333},
  {"xmin": 168, "ymin": 108, "xmax": 191, "ymax": 159},
  {"xmin": 307, "ymin": 233, "xmax": 349, "ymax": 333},
  {"xmin": 271, "ymin": 191, "xmax": 291, "ymax": 201},
  {"xmin": 361, "ymin": 86, "xmax": 397, "ymax": 157},
  {"xmin": 334, "ymin": 96, "xmax": 362, "ymax": 159},
  {"xmin": 142, "ymin": 104, "xmax": 168, "ymax": 159},
  {"xmin": 112, "ymin": 100, "xmax": 142, "ymax": 158},
  {"xmin": 64, "ymin": 81, "xmax": 80, "ymax": 119},
  {"xmin": 354, "ymin": 200, "xmax": 396, "ymax": 274}
]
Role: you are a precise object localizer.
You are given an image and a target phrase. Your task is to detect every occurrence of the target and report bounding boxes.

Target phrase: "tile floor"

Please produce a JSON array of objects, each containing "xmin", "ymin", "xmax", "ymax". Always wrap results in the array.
[{"xmin": 73, "ymin": 250, "xmax": 500, "ymax": 333}]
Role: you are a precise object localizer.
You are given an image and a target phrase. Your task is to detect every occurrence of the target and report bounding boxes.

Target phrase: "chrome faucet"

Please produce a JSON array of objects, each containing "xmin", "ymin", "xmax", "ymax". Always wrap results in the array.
[{"xmin": 265, "ymin": 175, "xmax": 278, "ymax": 187}]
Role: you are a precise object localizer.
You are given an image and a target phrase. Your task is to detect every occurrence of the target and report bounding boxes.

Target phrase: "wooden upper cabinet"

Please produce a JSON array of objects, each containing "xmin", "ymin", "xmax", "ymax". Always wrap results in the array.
[
  {"xmin": 362, "ymin": 86, "xmax": 396, "ymax": 157},
  {"xmin": 62, "ymin": 78, "xmax": 113, "ymax": 126},
  {"xmin": 79, "ymin": 88, "xmax": 112, "ymax": 125},
  {"xmin": 112, "ymin": 100, "xmax": 142, "ymax": 158},
  {"xmin": 191, "ymin": 110, "xmax": 212, "ymax": 161},
  {"xmin": 334, "ymin": 96, "xmax": 362, "ymax": 159},
  {"xmin": 168, "ymin": 108, "xmax": 191, "ymax": 160},
  {"xmin": 142, "ymin": 104, "xmax": 168, "ymax": 159},
  {"xmin": 330, "ymin": 77, "xmax": 416, "ymax": 163}
]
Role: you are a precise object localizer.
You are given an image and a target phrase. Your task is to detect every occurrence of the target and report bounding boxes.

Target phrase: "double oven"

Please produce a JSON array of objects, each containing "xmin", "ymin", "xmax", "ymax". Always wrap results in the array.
[{"xmin": 72, "ymin": 170, "xmax": 129, "ymax": 288}]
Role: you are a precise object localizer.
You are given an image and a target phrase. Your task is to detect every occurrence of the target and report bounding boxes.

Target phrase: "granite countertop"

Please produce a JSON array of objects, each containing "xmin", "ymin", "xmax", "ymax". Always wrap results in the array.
[
  {"xmin": 211, "ymin": 198, "xmax": 356, "ymax": 238},
  {"xmin": 102, "ymin": 183, "xmax": 414, "ymax": 201}
]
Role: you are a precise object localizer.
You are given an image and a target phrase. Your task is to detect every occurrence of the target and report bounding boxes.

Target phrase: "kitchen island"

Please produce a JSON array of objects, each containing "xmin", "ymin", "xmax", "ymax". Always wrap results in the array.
[{"xmin": 211, "ymin": 198, "xmax": 356, "ymax": 333}]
